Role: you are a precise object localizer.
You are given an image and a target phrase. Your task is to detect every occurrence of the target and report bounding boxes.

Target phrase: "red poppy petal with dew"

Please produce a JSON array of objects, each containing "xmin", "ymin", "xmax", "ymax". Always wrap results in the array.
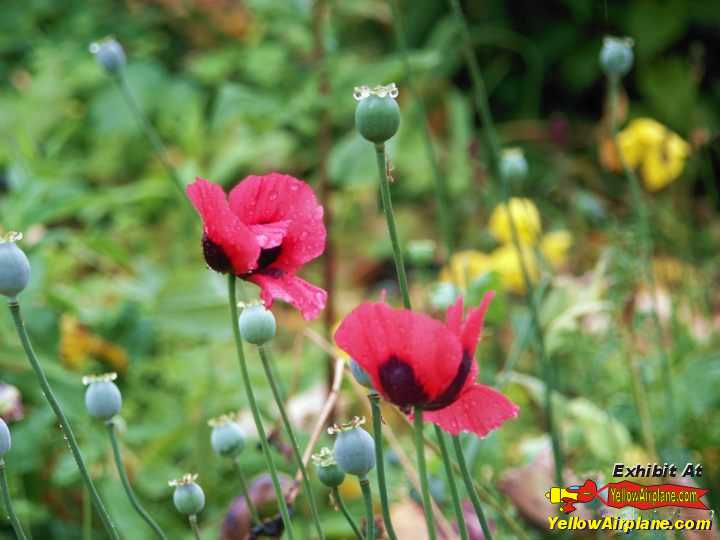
[
  {"xmin": 335, "ymin": 302, "xmax": 463, "ymax": 402},
  {"xmin": 187, "ymin": 178, "xmax": 260, "ymax": 274},
  {"xmin": 461, "ymin": 291, "xmax": 494, "ymax": 355},
  {"xmin": 424, "ymin": 383, "xmax": 518, "ymax": 437},
  {"xmin": 228, "ymin": 173, "xmax": 326, "ymax": 271},
  {"xmin": 249, "ymin": 272, "xmax": 327, "ymax": 321},
  {"xmin": 249, "ymin": 220, "xmax": 291, "ymax": 249},
  {"xmin": 445, "ymin": 296, "xmax": 465, "ymax": 337}
]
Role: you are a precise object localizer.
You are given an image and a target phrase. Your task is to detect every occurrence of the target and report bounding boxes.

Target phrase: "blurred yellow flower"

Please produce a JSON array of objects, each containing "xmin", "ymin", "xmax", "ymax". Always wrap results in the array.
[
  {"xmin": 59, "ymin": 315, "xmax": 128, "ymax": 372},
  {"xmin": 489, "ymin": 198, "xmax": 542, "ymax": 245},
  {"xmin": 540, "ymin": 230, "xmax": 572, "ymax": 268},
  {"xmin": 439, "ymin": 250, "xmax": 493, "ymax": 290},
  {"xmin": 490, "ymin": 244, "xmax": 538, "ymax": 294},
  {"xmin": 617, "ymin": 118, "xmax": 691, "ymax": 192}
]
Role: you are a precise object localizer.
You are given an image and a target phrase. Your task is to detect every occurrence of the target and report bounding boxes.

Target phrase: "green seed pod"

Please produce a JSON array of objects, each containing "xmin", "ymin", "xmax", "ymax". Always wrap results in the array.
[
  {"xmin": 90, "ymin": 38, "xmax": 126, "ymax": 74},
  {"xmin": 171, "ymin": 475, "xmax": 205, "ymax": 515},
  {"xmin": 599, "ymin": 36, "xmax": 634, "ymax": 77},
  {"xmin": 312, "ymin": 447, "xmax": 346, "ymax": 488},
  {"xmin": 84, "ymin": 375, "xmax": 122, "ymax": 420},
  {"xmin": 211, "ymin": 421, "xmax": 245, "ymax": 458},
  {"xmin": 331, "ymin": 417, "xmax": 375, "ymax": 478},
  {"xmin": 354, "ymin": 84, "xmax": 400, "ymax": 144},
  {"xmin": 349, "ymin": 360, "xmax": 373, "ymax": 390},
  {"xmin": 239, "ymin": 304, "xmax": 276, "ymax": 345},
  {"xmin": 499, "ymin": 148, "xmax": 528, "ymax": 182},
  {"xmin": 0, "ymin": 235, "xmax": 30, "ymax": 299},
  {"xmin": 0, "ymin": 418, "xmax": 11, "ymax": 457}
]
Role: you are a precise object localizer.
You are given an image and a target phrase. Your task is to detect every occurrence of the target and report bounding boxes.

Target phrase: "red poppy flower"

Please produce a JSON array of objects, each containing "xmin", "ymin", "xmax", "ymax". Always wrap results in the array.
[
  {"xmin": 334, "ymin": 293, "xmax": 518, "ymax": 437},
  {"xmin": 187, "ymin": 174, "xmax": 327, "ymax": 320}
]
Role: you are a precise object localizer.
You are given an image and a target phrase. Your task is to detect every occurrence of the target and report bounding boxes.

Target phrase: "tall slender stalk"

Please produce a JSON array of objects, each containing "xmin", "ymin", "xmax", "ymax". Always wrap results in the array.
[
  {"xmin": 607, "ymin": 76, "xmax": 677, "ymax": 432},
  {"xmin": 232, "ymin": 457, "xmax": 261, "ymax": 524},
  {"xmin": 388, "ymin": 0, "xmax": 454, "ymax": 253},
  {"xmin": 369, "ymin": 394, "xmax": 398, "ymax": 540},
  {"xmin": 359, "ymin": 477, "xmax": 376, "ymax": 540},
  {"xmin": 0, "ymin": 460, "xmax": 28, "ymax": 540},
  {"xmin": 413, "ymin": 409, "xmax": 437, "ymax": 540},
  {"xmin": 227, "ymin": 276, "xmax": 295, "ymax": 539},
  {"xmin": 7, "ymin": 300, "xmax": 120, "ymax": 540},
  {"xmin": 188, "ymin": 514, "xmax": 202, "ymax": 540},
  {"xmin": 435, "ymin": 428, "xmax": 469, "ymax": 540},
  {"xmin": 452, "ymin": 436, "xmax": 493, "ymax": 539},
  {"xmin": 447, "ymin": 0, "xmax": 564, "ymax": 486},
  {"xmin": 257, "ymin": 345, "xmax": 325, "ymax": 539},
  {"xmin": 331, "ymin": 487, "xmax": 363, "ymax": 540},
  {"xmin": 106, "ymin": 421, "xmax": 167, "ymax": 539}
]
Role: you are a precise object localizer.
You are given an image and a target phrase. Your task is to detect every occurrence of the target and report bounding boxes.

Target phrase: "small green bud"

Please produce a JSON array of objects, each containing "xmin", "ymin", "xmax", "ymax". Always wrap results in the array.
[
  {"xmin": 0, "ymin": 233, "xmax": 30, "ymax": 299},
  {"xmin": 170, "ymin": 474, "xmax": 205, "ymax": 515},
  {"xmin": 312, "ymin": 447, "xmax": 346, "ymax": 488},
  {"xmin": 330, "ymin": 417, "xmax": 375, "ymax": 478},
  {"xmin": 83, "ymin": 374, "xmax": 122, "ymax": 420},
  {"xmin": 239, "ymin": 303, "xmax": 276, "ymax": 345},
  {"xmin": 599, "ymin": 36, "xmax": 634, "ymax": 77},
  {"xmin": 354, "ymin": 84, "xmax": 400, "ymax": 144},
  {"xmin": 90, "ymin": 37, "xmax": 126, "ymax": 74},
  {"xmin": 0, "ymin": 418, "xmax": 11, "ymax": 457},
  {"xmin": 499, "ymin": 148, "xmax": 528, "ymax": 182},
  {"xmin": 349, "ymin": 360, "xmax": 373, "ymax": 389},
  {"xmin": 210, "ymin": 418, "xmax": 245, "ymax": 458}
]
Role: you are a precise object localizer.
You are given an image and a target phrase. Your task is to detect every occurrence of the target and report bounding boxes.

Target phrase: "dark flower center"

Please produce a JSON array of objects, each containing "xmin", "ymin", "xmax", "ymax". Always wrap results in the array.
[
  {"xmin": 424, "ymin": 351, "xmax": 473, "ymax": 411},
  {"xmin": 202, "ymin": 234, "xmax": 233, "ymax": 274},
  {"xmin": 257, "ymin": 245, "xmax": 282, "ymax": 270},
  {"xmin": 378, "ymin": 357, "xmax": 428, "ymax": 408}
]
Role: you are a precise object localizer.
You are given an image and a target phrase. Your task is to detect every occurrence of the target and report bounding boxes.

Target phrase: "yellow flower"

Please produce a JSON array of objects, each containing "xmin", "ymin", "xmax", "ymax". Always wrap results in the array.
[
  {"xmin": 540, "ymin": 230, "xmax": 572, "ymax": 269},
  {"xmin": 489, "ymin": 198, "xmax": 542, "ymax": 245},
  {"xmin": 617, "ymin": 118, "xmax": 691, "ymax": 191},
  {"xmin": 439, "ymin": 250, "xmax": 493, "ymax": 290},
  {"xmin": 59, "ymin": 315, "xmax": 128, "ymax": 372},
  {"xmin": 489, "ymin": 244, "xmax": 538, "ymax": 294}
]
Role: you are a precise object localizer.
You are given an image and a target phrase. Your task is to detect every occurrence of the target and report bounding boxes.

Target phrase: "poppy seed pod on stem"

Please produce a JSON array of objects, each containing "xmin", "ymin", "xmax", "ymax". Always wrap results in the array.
[
  {"xmin": 499, "ymin": 148, "xmax": 528, "ymax": 182},
  {"xmin": 170, "ymin": 474, "xmax": 205, "ymax": 516},
  {"xmin": 83, "ymin": 373, "xmax": 122, "ymax": 421},
  {"xmin": 0, "ymin": 233, "xmax": 30, "ymax": 300},
  {"xmin": 330, "ymin": 417, "xmax": 376, "ymax": 479},
  {"xmin": 354, "ymin": 84, "xmax": 401, "ymax": 144},
  {"xmin": 349, "ymin": 359, "xmax": 373, "ymax": 389},
  {"xmin": 209, "ymin": 415, "xmax": 246, "ymax": 458},
  {"xmin": 599, "ymin": 36, "xmax": 634, "ymax": 77},
  {"xmin": 312, "ymin": 447, "xmax": 346, "ymax": 488},
  {"xmin": 90, "ymin": 37, "xmax": 126, "ymax": 74},
  {"xmin": 238, "ymin": 303, "xmax": 276, "ymax": 345}
]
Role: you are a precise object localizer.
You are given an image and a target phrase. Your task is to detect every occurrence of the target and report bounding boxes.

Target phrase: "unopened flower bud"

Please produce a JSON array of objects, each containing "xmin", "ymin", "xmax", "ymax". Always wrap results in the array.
[
  {"xmin": 239, "ymin": 303, "xmax": 276, "ymax": 345},
  {"xmin": 0, "ymin": 233, "xmax": 30, "ymax": 299},
  {"xmin": 0, "ymin": 418, "xmax": 11, "ymax": 457},
  {"xmin": 354, "ymin": 84, "xmax": 400, "ymax": 144},
  {"xmin": 210, "ymin": 416, "xmax": 245, "ymax": 458},
  {"xmin": 599, "ymin": 36, "xmax": 634, "ymax": 77},
  {"xmin": 312, "ymin": 447, "xmax": 346, "ymax": 488},
  {"xmin": 500, "ymin": 148, "xmax": 528, "ymax": 182},
  {"xmin": 329, "ymin": 417, "xmax": 375, "ymax": 478},
  {"xmin": 83, "ymin": 373, "xmax": 122, "ymax": 420},
  {"xmin": 349, "ymin": 360, "xmax": 373, "ymax": 389},
  {"xmin": 170, "ymin": 474, "xmax": 205, "ymax": 515},
  {"xmin": 90, "ymin": 38, "xmax": 126, "ymax": 74}
]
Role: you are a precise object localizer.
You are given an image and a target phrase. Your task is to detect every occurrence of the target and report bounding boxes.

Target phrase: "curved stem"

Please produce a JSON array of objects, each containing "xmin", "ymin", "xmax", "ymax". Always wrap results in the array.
[
  {"xmin": 188, "ymin": 514, "xmax": 202, "ymax": 540},
  {"xmin": 257, "ymin": 345, "xmax": 324, "ymax": 539},
  {"xmin": 0, "ymin": 460, "xmax": 28, "ymax": 540},
  {"xmin": 106, "ymin": 421, "xmax": 167, "ymax": 539},
  {"xmin": 434, "ymin": 428, "xmax": 469, "ymax": 540},
  {"xmin": 232, "ymin": 457, "xmax": 261, "ymax": 524},
  {"xmin": 7, "ymin": 300, "xmax": 120, "ymax": 540},
  {"xmin": 369, "ymin": 394, "xmax": 398, "ymax": 540},
  {"xmin": 228, "ymin": 276, "xmax": 295, "ymax": 539},
  {"xmin": 413, "ymin": 409, "xmax": 437, "ymax": 540},
  {"xmin": 374, "ymin": 143, "xmax": 411, "ymax": 309},
  {"xmin": 359, "ymin": 478, "xmax": 375, "ymax": 540},
  {"xmin": 331, "ymin": 487, "xmax": 363, "ymax": 540},
  {"xmin": 452, "ymin": 436, "xmax": 492, "ymax": 539}
]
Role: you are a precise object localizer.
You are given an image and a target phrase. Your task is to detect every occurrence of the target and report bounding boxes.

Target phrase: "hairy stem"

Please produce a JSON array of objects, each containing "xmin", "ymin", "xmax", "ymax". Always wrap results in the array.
[
  {"xmin": 188, "ymin": 514, "xmax": 202, "ymax": 540},
  {"xmin": 332, "ymin": 487, "xmax": 363, "ymax": 539},
  {"xmin": 452, "ymin": 436, "xmax": 493, "ymax": 539},
  {"xmin": 359, "ymin": 477, "xmax": 376, "ymax": 540},
  {"xmin": 413, "ymin": 409, "xmax": 437, "ymax": 540},
  {"xmin": 233, "ymin": 457, "xmax": 261, "ymax": 524},
  {"xmin": 435, "ymin": 428, "xmax": 469, "ymax": 540},
  {"xmin": 369, "ymin": 394, "xmax": 398, "ymax": 540},
  {"xmin": 0, "ymin": 460, "xmax": 28, "ymax": 540}
]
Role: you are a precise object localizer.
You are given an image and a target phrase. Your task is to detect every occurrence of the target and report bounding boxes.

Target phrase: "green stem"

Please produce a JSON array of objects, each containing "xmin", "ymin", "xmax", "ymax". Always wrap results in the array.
[
  {"xmin": 106, "ymin": 421, "xmax": 167, "ymax": 540},
  {"xmin": 374, "ymin": 143, "xmax": 411, "ymax": 309},
  {"xmin": 448, "ymin": 0, "xmax": 564, "ymax": 486},
  {"xmin": 434, "ymin": 428, "xmax": 469, "ymax": 540},
  {"xmin": 83, "ymin": 486, "xmax": 92, "ymax": 540},
  {"xmin": 0, "ymin": 460, "xmax": 28, "ymax": 540},
  {"xmin": 188, "ymin": 514, "xmax": 202, "ymax": 540},
  {"xmin": 413, "ymin": 409, "xmax": 437, "ymax": 540},
  {"xmin": 227, "ymin": 276, "xmax": 295, "ymax": 539},
  {"xmin": 232, "ymin": 457, "xmax": 261, "ymax": 524},
  {"xmin": 257, "ymin": 345, "xmax": 324, "ymax": 539},
  {"xmin": 369, "ymin": 394, "xmax": 398, "ymax": 540},
  {"xmin": 452, "ymin": 436, "xmax": 492, "ymax": 540},
  {"xmin": 113, "ymin": 72, "xmax": 191, "ymax": 211},
  {"xmin": 8, "ymin": 300, "xmax": 120, "ymax": 540},
  {"xmin": 607, "ymin": 75, "xmax": 677, "ymax": 433},
  {"xmin": 332, "ymin": 487, "xmax": 363, "ymax": 540},
  {"xmin": 359, "ymin": 477, "xmax": 375, "ymax": 540},
  {"xmin": 389, "ymin": 0, "xmax": 454, "ymax": 253}
]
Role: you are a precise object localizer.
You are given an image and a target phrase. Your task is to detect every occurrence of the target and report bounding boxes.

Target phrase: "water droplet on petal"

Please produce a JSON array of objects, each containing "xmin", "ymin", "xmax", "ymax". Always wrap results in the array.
[
  {"xmin": 290, "ymin": 183, "xmax": 299, "ymax": 192},
  {"xmin": 269, "ymin": 192, "xmax": 278, "ymax": 201},
  {"xmin": 257, "ymin": 235, "xmax": 268, "ymax": 245},
  {"xmin": 314, "ymin": 207, "xmax": 324, "ymax": 220}
]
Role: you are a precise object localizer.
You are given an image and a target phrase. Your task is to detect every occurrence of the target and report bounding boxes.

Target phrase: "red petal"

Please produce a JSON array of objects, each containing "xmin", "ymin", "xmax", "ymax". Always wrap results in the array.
[
  {"xmin": 425, "ymin": 384, "xmax": 518, "ymax": 437},
  {"xmin": 249, "ymin": 220, "xmax": 291, "ymax": 249},
  {"xmin": 228, "ymin": 173, "xmax": 326, "ymax": 272},
  {"xmin": 445, "ymin": 296, "xmax": 464, "ymax": 337},
  {"xmin": 187, "ymin": 178, "xmax": 259, "ymax": 274},
  {"xmin": 248, "ymin": 272, "xmax": 326, "ymax": 321},
  {"xmin": 461, "ymin": 291, "xmax": 495, "ymax": 355},
  {"xmin": 334, "ymin": 302, "xmax": 463, "ymax": 401}
]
